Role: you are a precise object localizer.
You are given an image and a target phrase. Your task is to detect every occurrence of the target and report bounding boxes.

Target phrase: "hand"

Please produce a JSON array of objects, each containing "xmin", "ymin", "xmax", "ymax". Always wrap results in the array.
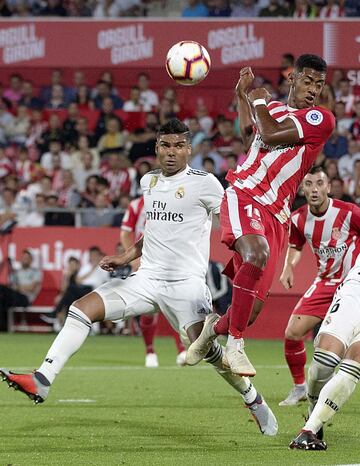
[
  {"xmin": 279, "ymin": 266, "xmax": 294, "ymax": 289},
  {"xmin": 248, "ymin": 88, "xmax": 272, "ymax": 104},
  {"xmin": 99, "ymin": 255, "xmax": 128, "ymax": 272},
  {"xmin": 235, "ymin": 67, "xmax": 255, "ymax": 98}
]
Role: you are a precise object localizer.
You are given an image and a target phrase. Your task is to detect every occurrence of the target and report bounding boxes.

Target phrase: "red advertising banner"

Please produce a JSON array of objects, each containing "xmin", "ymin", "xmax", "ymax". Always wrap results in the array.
[{"xmin": 0, "ymin": 19, "xmax": 359, "ymax": 69}]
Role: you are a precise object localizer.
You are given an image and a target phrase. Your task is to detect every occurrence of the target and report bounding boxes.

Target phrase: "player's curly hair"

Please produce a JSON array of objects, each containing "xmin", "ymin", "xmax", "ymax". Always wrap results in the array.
[
  {"xmin": 295, "ymin": 54, "xmax": 327, "ymax": 73},
  {"xmin": 158, "ymin": 118, "xmax": 190, "ymax": 138}
]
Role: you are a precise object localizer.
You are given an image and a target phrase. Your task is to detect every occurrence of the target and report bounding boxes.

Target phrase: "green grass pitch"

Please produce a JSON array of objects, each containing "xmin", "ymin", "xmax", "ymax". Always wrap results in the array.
[{"xmin": 0, "ymin": 334, "xmax": 360, "ymax": 466}]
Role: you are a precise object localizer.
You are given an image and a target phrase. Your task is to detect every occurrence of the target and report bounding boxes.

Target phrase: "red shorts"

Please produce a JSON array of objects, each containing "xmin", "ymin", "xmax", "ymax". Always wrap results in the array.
[
  {"xmin": 293, "ymin": 279, "xmax": 338, "ymax": 319},
  {"xmin": 220, "ymin": 187, "xmax": 286, "ymax": 301}
]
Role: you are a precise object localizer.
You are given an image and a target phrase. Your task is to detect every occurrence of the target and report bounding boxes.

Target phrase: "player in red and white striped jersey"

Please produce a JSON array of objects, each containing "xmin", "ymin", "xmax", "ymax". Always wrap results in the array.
[
  {"xmin": 120, "ymin": 196, "xmax": 186, "ymax": 367},
  {"xmin": 279, "ymin": 167, "xmax": 360, "ymax": 406},
  {"xmin": 186, "ymin": 54, "xmax": 335, "ymax": 376}
]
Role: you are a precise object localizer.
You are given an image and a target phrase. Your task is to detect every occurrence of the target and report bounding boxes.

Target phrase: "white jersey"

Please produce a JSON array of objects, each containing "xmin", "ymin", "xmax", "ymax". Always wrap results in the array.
[{"xmin": 139, "ymin": 165, "xmax": 224, "ymax": 280}]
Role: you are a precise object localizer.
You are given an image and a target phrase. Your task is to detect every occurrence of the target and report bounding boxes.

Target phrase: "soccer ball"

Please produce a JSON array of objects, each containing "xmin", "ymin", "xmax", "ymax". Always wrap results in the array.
[{"xmin": 166, "ymin": 41, "xmax": 211, "ymax": 86}]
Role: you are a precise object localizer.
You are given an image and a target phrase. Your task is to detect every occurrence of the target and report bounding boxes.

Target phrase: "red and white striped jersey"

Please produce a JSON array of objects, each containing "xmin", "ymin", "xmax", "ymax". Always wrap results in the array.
[
  {"xmin": 290, "ymin": 198, "xmax": 360, "ymax": 281},
  {"xmin": 121, "ymin": 196, "xmax": 145, "ymax": 241},
  {"xmin": 226, "ymin": 101, "xmax": 335, "ymax": 224}
]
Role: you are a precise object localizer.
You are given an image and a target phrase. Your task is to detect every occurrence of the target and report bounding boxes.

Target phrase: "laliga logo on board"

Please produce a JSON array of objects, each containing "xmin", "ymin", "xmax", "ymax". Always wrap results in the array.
[
  {"xmin": 0, "ymin": 24, "xmax": 45, "ymax": 64},
  {"xmin": 97, "ymin": 25, "xmax": 153, "ymax": 65},
  {"xmin": 207, "ymin": 24, "xmax": 264, "ymax": 65}
]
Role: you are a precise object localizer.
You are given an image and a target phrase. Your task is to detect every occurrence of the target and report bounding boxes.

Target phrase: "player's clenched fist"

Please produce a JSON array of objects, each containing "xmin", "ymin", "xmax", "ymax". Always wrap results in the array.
[
  {"xmin": 99, "ymin": 255, "xmax": 128, "ymax": 272},
  {"xmin": 235, "ymin": 67, "xmax": 255, "ymax": 97},
  {"xmin": 248, "ymin": 88, "xmax": 272, "ymax": 105}
]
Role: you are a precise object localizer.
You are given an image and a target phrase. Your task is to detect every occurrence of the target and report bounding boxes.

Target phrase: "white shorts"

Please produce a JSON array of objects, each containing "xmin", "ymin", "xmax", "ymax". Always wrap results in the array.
[
  {"xmin": 316, "ymin": 274, "xmax": 360, "ymax": 350},
  {"xmin": 95, "ymin": 271, "xmax": 212, "ymax": 332}
]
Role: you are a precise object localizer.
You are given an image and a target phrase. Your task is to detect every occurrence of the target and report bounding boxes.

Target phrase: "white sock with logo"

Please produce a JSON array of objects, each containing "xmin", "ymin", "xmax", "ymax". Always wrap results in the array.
[
  {"xmin": 37, "ymin": 305, "xmax": 92, "ymax": 384},
  {"xmin": 304, "ymin": 359, "xmax": 360, "ymax": 434}
]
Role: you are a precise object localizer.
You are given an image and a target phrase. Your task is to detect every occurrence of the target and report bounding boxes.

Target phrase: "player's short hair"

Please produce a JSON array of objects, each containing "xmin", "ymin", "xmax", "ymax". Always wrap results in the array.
[
  {"xmin": 307, "ymin": 166, "xmax": 327, "ymax": 176},
  {"xmin": 294, "ymin": 54, "xmax": 327, "ymax": 74},
  {"xmin": 157, "ymin": 118, "xmax": 190, "ymax": 140}
]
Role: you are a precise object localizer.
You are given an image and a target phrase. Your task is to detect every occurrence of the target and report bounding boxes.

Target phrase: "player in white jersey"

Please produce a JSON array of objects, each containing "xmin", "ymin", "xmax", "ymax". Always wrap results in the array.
[
  {"xmin": 0, "ymin": 119, "xmax": 278, "ymax": 436},
  {"xmin": 290, "ymin": 255, "xmax": 360, "ymax": 450}
]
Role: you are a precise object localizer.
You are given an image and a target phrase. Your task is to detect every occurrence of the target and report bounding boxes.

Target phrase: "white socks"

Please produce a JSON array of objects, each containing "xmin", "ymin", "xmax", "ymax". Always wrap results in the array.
[
  {"xmin": 37, "ymin": 305, "xmax": 92, "ymax": 384},
  {"xmin": 305, "ymin": 359, "xmax": 360, "ymax": 434},
  {"xmin": 204, "ymin": 343, "xmax": 257, "ymax": 404}
]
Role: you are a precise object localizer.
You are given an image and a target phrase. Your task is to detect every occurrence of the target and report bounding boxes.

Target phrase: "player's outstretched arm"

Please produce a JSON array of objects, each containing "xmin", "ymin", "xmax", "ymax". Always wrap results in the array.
[
  {"xmin": 235, "ymin": 67, "xmax": 256, "ymax": 152},
  {"xmin": 248, "ymin": 88, "xmax": 300, "ymax": 146},
  {"xmin": 279, "ymin": 246, "xmax": 302, "ymax": 289},
  {"xmin": 100, "ymin": 236, "xmax": 144, "ymax": 272}
]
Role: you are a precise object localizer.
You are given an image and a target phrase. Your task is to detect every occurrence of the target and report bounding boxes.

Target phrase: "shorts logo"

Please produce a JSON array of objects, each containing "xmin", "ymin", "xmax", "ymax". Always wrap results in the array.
[
  {"xmin": 324, "ymin": 316, "xmax": 331, "ymax": 325},
  {"xmin": 305, "ymin": 110, "xmax": 323, "ymax": 126},
  {"xmin": 175, "ymin": 187, "xmax": 185, "ymax": 199},
  {"xmin": 250, "ymin": 219, "xmax": 262, "ymax": 231},
  {"xmin": 331, "ymin": 227, "xmax": 341, "ymax": 240}
]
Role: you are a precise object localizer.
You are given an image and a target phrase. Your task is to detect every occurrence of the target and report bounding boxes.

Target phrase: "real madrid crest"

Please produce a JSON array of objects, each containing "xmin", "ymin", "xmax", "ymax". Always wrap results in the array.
[
  {"xmin": 175, "ymin": 186, "xmax": 185, "ymax": 199},
  {"xmin": 149, "ymin": 176, "xmax": 158, "ymax": 189}
]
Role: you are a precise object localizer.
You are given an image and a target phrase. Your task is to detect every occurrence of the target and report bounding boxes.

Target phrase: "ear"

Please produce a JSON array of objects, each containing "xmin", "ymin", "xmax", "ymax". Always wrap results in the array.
[
  {"xmin": 288, "ymin": 71, "xmax": 294, "ymax": 85},
  {"xmin": 155, "ymin": 141, "xmax": 159, "ymax": 156}
]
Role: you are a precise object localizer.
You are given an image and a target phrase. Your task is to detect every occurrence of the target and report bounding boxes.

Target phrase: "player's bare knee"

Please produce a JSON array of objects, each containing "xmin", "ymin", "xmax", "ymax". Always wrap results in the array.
[
  {"xmin": 285, "ymin": 326, "xmax": 304, "ymax": 341},
  {"xmin": 72, "ymin": 292, "xmax": 105, "ymax": 323},
  {"xmin": 345, "ymin": 342, "xmax": 360, "ymax": 364}
]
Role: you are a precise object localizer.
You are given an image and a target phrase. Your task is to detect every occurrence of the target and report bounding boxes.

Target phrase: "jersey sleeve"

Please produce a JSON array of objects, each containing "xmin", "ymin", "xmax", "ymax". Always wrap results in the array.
[
  {"xmin": 121, "ymin": 202, "xmax": 137, "ymax": 232},
  {"xmin": 287, "ymin": 107, "xmax": 335, "ymax": 145},
  {"xmin": 199, "ymin": 174, "xmax": 224, "ymax": 214},
  {"xmin": 289, "ymin": 215, "xmax": 306, "ymax": 249}
]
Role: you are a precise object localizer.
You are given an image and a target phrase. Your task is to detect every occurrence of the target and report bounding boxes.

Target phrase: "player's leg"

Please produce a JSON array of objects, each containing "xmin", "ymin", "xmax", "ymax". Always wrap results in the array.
[
  {"xmin": 163, "ymin": 278, "xmax": 278, "ymax": 436},
  {"xmin": 280, "ymin": 313, "xmax": 322, "ymax": 406},
  {"xmin": 140, "ymin": 313, "xmax": 159, "ymax": 368},
  {"xmin": 0, "ymin": 274, "xmax": 156, "ymax": 403}
]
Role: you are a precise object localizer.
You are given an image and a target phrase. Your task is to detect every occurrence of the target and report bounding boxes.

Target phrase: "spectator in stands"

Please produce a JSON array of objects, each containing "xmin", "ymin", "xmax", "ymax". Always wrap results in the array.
[
  {"xmin": 337, "ymin": 78, "xmax": 357, "ymax": 115},
  {"xmin": 0, "ymin": 188, "xmax": 20, "ymax": 222},
  {"xmin": 19, "ymin": 80, "xmax": 43, "ymax": 109},
  {"xmin": 259, "ymin": 0, "xmax": 290, "ymax": 16},
  {"xmin": 94, "ymin": 97, "xmax": 119, "ymax": 142},
  {"xmin": 323, "ymin": 129, "xmax": 348, "ymax": 159},
  {"xmin": 317, "ymin": 83, "xmax": 335, "ymax": 111},
  {"xmin": 18, "ymin": 193, "xmax": 45, "ymax": 227},
  {"xmin": 0, "ymin": 98, "xmax": 14, "ymax": 146},
  {"xmin": 101, "ymin": 151, "xmax": 131, "ymax": 202},
  {"xmin": 0, "ymin": 147, "xmax": 12, "ymax": 180},
  {"xmin": 347, "ymin": 159, "xmax": 360, "ymax": 203},
  {"xmin": 5, "ymin": 104, "xmax": 30, "ymax": 145},
  {"xmin": 37, "ymin": 113, "xmax": 64, "ymax": 153},
  {"xmin": 190, "ymin": 138, "xmax": 223, "ymax": 174},
  {"xmin": 292, "ymin": 0, "xmax": 316, "ymax": 17},
  {"xmin": 127, "ymin": 111, "xmax": 158, "ymax": 162},
  {"xmin": 66, "ymin": 0, "xmax": 92, "ymax": 16},
  {"xmin": 93, "ymin": 80, "xmax": 123, "ymax": 110},
  {"xmin": 3, "ymin": 73, "xmax": 23, "ymax": 105},
  {"xmin": 45, "ymin": 84, "xmax": 67, "ymax": 110},
  {"xmin": 0, "ymin": 0, "xmax": 12, "ymax": 15},
  {"xmin": 212, "ymin": 118, "xmax": 236, "ymax": 155},
  {"xmin": 40, "ymin": 69, "xmax": 69, "ymax": 104},
  {"xmin": 73, "ymin": 134, "xmax": 99, "ymax": 169},
  {"xmin": 331, "ymin": 176, "xmax": 354, "ymax": 202},
  {"xmin": 163, "ymin": 87, "xmax": 181, "ymax": 113},
  {"xmin": 0, "ymin": 249, "xmax": 42, "ymax": 331},
  {"xmin": 14, "ymin": 146, "xmax": 36, "ymax": 187},
  {"xmin": 182, "ymin": 0, "xmax": 208, "ymax": 16},
  {"xmin": 25, "ymin": 109, "xmax": 48, "ymax": 152},
  {"xmin": 202, "ymin": 157, "xmax": 217, "ymax": 176},
  {"xmin": 97, "ymin": 117, "xmax": 126, "ymax": 155},
  {"xmin": 279, "ymin": 53, "xmax": 294, "ymax": 85},
  {"xmin": 137, "ymin": 73, "xmax": 159, "ymax": 110},
  {"xmin": 230, "ymin": 137, "xmax": 247, "ymax": 165},
  {"xmin": 44, "ymin": 193, "xmax": 75, "ymax": 226},
  {"xmin": 39, "ymin": 0, "xmax": 67, "ymax": 16},
  {"xmin": 186, "ymin": 116, "xmax": 206, "ymax": 152},
  {"xmin": 334, "ymin": 100, "xmax": 354, "ymax": 136},
  {"xmin": 207, "ymin": 0, "xmax": 232, "ymax": 16},
  {"xmin": 158, "ymin": 98, "xmax": 177, "ymax": 126},
  {"xmin": 345, "ymin": 0, "xmax": 360, "ymax": 16},
  {"xmin": 80, "ymin": 174, "xmax": 99, "ymax": 207},
  {"xmin": 73, "ymin": 151, "xmax": 99, "ymax": 191},
  {"xmin": 57, "ymin": 169, "xmax": 81, "ymax": 208},
  {"xmin": 324, "ymin": 158, "xmax": 340, "ymax": 180},
  {"xmin": 25, "ymin": 175, "xmax": 54, "ymax": 202},
  {"xmin": 232, "ymin": 0, "xmax": 260, "ymax": 17},
  {"xmin": 330, "ymin": 68, "xmax": 346, "ymax": 98},
  {"xmin": 338, "ymin": 139, "xmax": 360, "ymax": 179},
  {"xmin": 63, "ymin": 102, "xmax": 80, "ymax": 143},
  {"xmin": 350, "ymin": 101, "xmax": 360, "ymax": 141},
  {"xmin": 74, "ymin": 116, "xmax": 95, "ymax": 147},
  {"xmin": 41, "ymin": 139, "xmax": 72, "ymax": 173},
  {"xmin": 319, "ymin": 0, "xmax": 345, "ymax": 17},
  {"xmin": 67, "ymin": 70, "xmax": 86, "ymax": 101},
  {"xmin": 74, "ymin": 84, "xmax": 94, "ymax": 110},
  {"xmin": 123, "ymin": 86, "xmax": 151, "ymax": 112},
  {"xmin": 93, "ymin": 0, "xmax": 121, "ymax": 17},
  {"xmin": 194, "ymin": 102, "xmax": 214, "ymax": 135},
  {"xmin": 82, "ymin": 192, "xmax": 114, "ymax": 227}
]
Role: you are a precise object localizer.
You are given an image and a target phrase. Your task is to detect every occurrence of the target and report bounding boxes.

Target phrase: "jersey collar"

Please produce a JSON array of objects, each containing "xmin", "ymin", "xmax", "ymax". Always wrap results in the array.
[
  {"xmin": 308, "ymin": 197, "xmax": 333, "ymax": 219},
  {"xmin": 159, "ymin": 165, "xmax": 190, "ymax": 181}
]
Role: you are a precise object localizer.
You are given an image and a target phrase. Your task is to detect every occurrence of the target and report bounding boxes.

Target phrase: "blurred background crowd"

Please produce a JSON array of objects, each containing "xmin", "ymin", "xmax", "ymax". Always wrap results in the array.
[
  {"xmin": 0, "ymin": 0, "xmax": 359, "ymax": 18},
  {"xmin": 1, "ymin": 54, "xmax": 360, "ymax": 230}
]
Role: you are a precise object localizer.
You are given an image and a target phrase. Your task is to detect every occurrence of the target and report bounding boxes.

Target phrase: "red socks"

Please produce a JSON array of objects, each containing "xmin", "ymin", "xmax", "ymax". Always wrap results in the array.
[
  {"xmin": 284, "ymin": 338, "xmax": 306, "ymax": 385},
  {"xmin": 228, "ymin": 262, "xmax": 263, "ymax": 338},
  {"xmin": 140, "ymin": 314, "xmax": 158, "ymax": 354}
]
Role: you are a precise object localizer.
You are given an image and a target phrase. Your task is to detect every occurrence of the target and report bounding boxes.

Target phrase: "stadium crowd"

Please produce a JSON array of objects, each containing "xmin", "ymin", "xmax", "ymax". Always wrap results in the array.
[
  {"xmin": 0, "ymin": 0, "xmax": 359, "ymax": 18},
  {"xmin": 0, "ymin": 60, "xmax": 360, "ymax": 230}
]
